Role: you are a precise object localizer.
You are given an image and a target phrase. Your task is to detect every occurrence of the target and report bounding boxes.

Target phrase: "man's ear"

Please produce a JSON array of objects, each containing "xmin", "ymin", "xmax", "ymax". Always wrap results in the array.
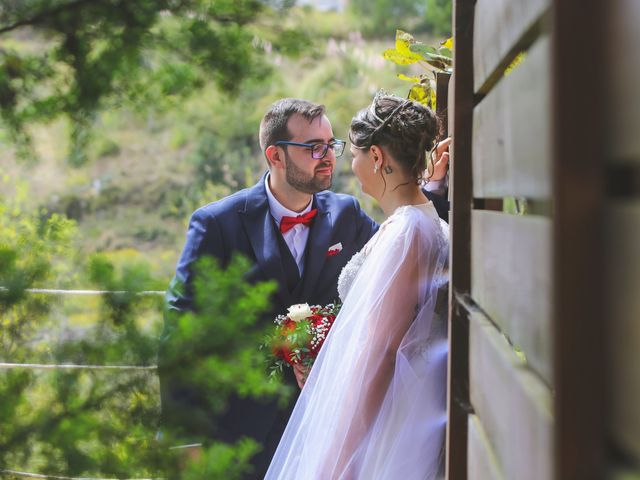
[{"xmin": 265, "ymin": 145, "xmax": 284, "ymax": 169}]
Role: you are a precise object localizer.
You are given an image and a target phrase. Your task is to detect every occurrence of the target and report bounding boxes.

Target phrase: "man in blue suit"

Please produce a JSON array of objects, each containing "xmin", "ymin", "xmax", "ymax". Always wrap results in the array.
[{"xmin": 158, "ymin": 98, "xmax": 448, "ymax": 477}]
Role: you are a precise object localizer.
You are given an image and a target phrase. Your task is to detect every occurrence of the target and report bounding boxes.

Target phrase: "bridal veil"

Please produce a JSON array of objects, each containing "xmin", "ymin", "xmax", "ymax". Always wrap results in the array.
[{"xmin": 266, "ymin": 203, "xmax": 449, "ymax": 480}]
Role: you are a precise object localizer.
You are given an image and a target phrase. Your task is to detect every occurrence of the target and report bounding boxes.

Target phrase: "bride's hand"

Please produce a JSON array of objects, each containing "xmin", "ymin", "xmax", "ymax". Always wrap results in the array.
[
  {"xmin": 293, "ymin": 363, "xmax": 308, "ymax": 389},
  {"xmin": 426, "ymin": 137, "xmax": 451, "ymax": 182}
]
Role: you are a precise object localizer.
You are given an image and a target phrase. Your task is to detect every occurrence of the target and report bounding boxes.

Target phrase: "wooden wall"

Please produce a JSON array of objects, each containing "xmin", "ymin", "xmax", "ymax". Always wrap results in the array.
[
  {"xmin": 446, "ymin": 0, "xmax": 639, "ymax": 478},
  {"xmin": 607, "ymin": 0, "xmax": 640, "ymax": 477}
]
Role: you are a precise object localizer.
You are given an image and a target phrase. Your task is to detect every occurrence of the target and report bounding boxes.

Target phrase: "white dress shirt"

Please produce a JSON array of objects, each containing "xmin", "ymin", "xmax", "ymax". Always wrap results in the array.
[
  {"xmin": 265, "ymin": 175, "xmax": 312, "ymax": 275},
  {"xmin": 424, "ymin": 176, "xmax": 446, "ymax": 195}
]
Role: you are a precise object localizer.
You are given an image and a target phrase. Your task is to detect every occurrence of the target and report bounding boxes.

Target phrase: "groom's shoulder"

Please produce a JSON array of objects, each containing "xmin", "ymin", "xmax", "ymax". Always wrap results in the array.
[{"xmin": 191, "ymin": 186, "xmax": 253, "ymax": 221}]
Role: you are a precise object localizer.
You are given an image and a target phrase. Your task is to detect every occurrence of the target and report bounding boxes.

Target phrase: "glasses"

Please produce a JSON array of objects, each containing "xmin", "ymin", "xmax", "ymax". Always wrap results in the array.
[{"xmin": 274, "ymin": 140, "xmax": 346, "ymax": 160}]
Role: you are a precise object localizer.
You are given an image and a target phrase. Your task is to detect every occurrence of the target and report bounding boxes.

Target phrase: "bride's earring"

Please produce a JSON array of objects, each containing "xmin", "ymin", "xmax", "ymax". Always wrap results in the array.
[{"xmin": 373, "ymin": 164, "xmax": 379, "ymax": 173}]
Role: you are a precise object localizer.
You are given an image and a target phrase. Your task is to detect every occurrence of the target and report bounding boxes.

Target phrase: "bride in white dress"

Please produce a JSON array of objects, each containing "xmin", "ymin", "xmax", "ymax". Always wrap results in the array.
[{"xmin": 266, "ymin": 93, "xmax": 449, "ymax": 480}]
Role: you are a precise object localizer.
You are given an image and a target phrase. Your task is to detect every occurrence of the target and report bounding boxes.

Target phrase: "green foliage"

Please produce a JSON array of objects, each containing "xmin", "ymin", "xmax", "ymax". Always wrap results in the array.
[
  {"xmin": 181, "ymin": 438, "xmax": 260, "ymax": 480},
  {"xmin": 423, "ymin": 0, "xmax": 452, "ymax": 37},
  {"xmin": 348, "ymin": 0, "xmax": 422, "ymax": 36},
  {"xmin": 0, "ymin": 192, "xmax": 161, "ymax": 475},
  {"xmin": 163, "ymin": 255, "xmax": 284, "ymax": 415},
  {"xmin": 189, "ymin": 129, "xmax": 258, "ymax": 189},
  {"xmin": 614, "ymin": 470, "xmax": 640, "ymax": 480},
  {"xmin": 348, "ymin": 0, "xmax": 451, "ymax": 37},
  {"xmin": 503, "ymin": 197, "xmax": 529, "ymax": 216},
  {"xmin": 0, "ymin": 0, "xmax": 292, "ymax": 164},
  {"xmin": 270, "ymin": 5, "xmax": 353, "ymax": 43},
  {"xmin": 92, "ymin": 136, "xmax": 121, "ymax": 159},
  {"xmin": 0, "ymin": 178, "xmax": 77, "ymax": 361},
  {"xmin": 383, "ymin": 30, "xmax": 452, "ymax": 109},
  {"xmin": 0, "ymin": 192, "xmax": 288, "ymax": 476}
]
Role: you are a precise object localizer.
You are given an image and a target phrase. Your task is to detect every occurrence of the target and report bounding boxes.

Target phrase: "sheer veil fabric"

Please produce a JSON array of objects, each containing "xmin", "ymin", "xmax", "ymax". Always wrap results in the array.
[{"xmin": 265, "ymin": 202, "xmax": 449, "ymax": 480}]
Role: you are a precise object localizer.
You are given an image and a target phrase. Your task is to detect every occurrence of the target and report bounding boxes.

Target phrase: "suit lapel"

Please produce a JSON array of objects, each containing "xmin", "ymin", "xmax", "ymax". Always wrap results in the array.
[
  {"xmin": 239, "ymin": 177, "xmax": 293, "ymax": 308},
  {"xmin": 299, "ymin": 196, "xmax": 333, "ymax": 301}
]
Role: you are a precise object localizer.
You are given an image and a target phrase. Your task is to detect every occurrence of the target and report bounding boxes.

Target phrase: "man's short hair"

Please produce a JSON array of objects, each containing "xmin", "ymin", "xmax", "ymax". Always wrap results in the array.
[{"xmin": 259, "ymin": 98, "xmax": 326, "ymax": 157}]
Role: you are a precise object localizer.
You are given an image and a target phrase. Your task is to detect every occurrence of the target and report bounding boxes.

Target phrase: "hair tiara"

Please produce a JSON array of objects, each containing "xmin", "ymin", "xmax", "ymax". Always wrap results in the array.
[{"xmin": 369, "ymin": 89, "xmax": 411, "ymax": 133}]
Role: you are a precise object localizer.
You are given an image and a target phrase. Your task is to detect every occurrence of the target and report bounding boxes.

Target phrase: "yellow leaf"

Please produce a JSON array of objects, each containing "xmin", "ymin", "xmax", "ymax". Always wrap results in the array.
[
  {"xmin": 395, "ymin": 30, "xmax": 423, "ymax": 62},
  {"xmin": 382, "ymin": 48, "xmax": 419, "ymax": 65},
  {"xmin": 441, "ymin": 37, "xmax": 453, "ymax": 50},
  {"xmin": 397, "ymin": 73, "xmax": 421, "ymax": 83},
  {"xmin": 408, "ymin": 84, "xmax": 430, "ymax": 105}
]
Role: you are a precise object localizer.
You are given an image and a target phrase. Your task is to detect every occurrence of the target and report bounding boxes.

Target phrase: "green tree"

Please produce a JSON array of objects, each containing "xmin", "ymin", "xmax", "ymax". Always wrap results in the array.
[
  {"xmin": 0, "ymin": 183, "xmax": 287, "ymax": 477},
  {"xmin": 0, "ymin": 180, "xmax": 77, "ymax": 363},
  {"xmin": 0, "ymin": 0, "xmax": 298, "ymax": 165}
]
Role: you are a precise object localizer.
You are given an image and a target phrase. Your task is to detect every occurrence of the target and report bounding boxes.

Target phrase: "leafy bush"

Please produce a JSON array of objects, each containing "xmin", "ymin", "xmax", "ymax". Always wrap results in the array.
[{"xmin": 0, "ymin": 183, "xmax": 289, "ymax": 477}]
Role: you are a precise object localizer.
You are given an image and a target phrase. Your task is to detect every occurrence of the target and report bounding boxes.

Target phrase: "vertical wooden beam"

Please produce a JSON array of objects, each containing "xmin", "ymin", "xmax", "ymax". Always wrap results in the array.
[
  {"xmin": 446, "ymin": 1, "xmax": 475, "ymax": 478},
  {"xmin": 436, "ymin": 72, "xmax": 452, "ymax": 138},
  {"xmin": 552, "ymin": 0, "xmax": 608, "ymax": 478}
]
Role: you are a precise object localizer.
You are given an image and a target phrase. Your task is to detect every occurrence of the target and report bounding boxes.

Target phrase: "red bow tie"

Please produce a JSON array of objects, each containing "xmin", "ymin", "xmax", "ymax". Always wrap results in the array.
[{"xmin": 280, "ymin": 209, "xmax": 318, "ymax": 233}]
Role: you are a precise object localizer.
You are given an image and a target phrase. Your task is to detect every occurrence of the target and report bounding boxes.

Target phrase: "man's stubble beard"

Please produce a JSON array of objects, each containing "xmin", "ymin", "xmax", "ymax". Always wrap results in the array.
[{"xmin": 284, "ymin": 151, "xmax": 333, "ymax": 194}]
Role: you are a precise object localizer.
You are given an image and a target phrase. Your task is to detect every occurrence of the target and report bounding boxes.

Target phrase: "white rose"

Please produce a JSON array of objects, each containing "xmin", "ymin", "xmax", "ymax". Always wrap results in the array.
[{"xmin": 287, "ymin": 303, "xmax": 312, "ymax": 322}]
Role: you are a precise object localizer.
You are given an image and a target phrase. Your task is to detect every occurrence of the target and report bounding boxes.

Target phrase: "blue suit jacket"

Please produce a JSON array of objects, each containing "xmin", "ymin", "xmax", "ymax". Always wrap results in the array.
[
  {"xmin": 164, "ymin": 176, "xmax": 379, "ymax": 318},
  {"xmin": 158, "ymin": 174, "xmax": 378, "ymax": 476}
]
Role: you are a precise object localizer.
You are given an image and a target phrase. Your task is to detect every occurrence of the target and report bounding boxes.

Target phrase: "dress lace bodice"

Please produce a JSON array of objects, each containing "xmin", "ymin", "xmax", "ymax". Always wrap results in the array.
[
  {"xmin": 337, "ymin": 202, "xmax": 447, "ymax": 303},
  {"xmin": 337, "ymin": 248, "xmax": 367, "ymax": 302}
]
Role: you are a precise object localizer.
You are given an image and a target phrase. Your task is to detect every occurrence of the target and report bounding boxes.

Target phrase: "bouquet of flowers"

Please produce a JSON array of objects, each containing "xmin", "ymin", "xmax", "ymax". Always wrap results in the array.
[{"xmin": 263, "ymin": 302, "xmax": 340, "ymax": 378}]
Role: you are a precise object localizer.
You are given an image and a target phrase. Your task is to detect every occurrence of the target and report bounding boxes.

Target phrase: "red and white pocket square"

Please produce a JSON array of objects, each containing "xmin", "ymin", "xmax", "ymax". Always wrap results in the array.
[{"xmin": 326, "ymin": 242, "xmax": 343, "ymax": 257}]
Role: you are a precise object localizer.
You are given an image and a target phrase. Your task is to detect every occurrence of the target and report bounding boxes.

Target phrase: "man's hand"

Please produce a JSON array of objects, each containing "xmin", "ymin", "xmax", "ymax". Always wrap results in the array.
[
  {"xmin": 293, "ymin": 363, "xmax": 309, "ymax": 389},
  {"xmin": 426, "ymin": 137, "xmax": 452, "ymax": 182}
]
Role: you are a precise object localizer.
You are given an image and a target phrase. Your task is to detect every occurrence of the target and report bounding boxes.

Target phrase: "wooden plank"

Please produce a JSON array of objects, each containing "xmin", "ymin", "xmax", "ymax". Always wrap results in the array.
[
  {"xmin": 471, "ymin": 210, "xmax": 552, "ymax": 382},
  {"xmin": 607, "ymin": 201, "xmax": 640, "ymax": 461},
  {"xmin": 609, "ymin": 0, "xmax": 640, "ymax": 163},
  {"xmin": 473, "ymin": 0, "xmax": 549, "ymax": 93},
  {"xmin": 436, "ymin": 72, "xmax": 451, "ymax": 138},
  {"xmin": 469, "ymin": 312, "xmax": 553, "ymax": 480},
  {"xmin": 468, "ymin": 414, "xmax": 504, "ymax": 480},
  {"xmin": 552, "ymin": 0, "xmax": 608, "ymax": 477},
  {"xmin": 472, "ymin": 37, "xmax": 551, "ymax": 200},
  {"xmin": 446, "ymin": 1, "xmax": 475, "ymax": 479}
]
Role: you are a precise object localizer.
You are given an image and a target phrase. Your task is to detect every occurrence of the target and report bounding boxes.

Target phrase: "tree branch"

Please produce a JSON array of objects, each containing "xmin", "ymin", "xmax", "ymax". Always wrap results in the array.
[
  {"xmin": 0, "ymin": 0, "xmax": 251, "ymax": 36},
  {"xmin": 0, "ymin": 0, "xmax": 104, "ymax": 35}
]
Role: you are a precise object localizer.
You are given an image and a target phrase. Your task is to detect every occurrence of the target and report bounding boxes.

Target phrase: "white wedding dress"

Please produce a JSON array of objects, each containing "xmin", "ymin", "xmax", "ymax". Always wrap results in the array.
[{"xmin": 265, "ymin": 202, "xmax": 449, "ymax": 480}]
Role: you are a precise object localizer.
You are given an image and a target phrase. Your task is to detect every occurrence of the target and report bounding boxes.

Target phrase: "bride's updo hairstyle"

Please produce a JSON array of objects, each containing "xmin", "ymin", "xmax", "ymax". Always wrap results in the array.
[{"xmin": 349, "ymin": 92, "xmax": 438, "ymax": 184}]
